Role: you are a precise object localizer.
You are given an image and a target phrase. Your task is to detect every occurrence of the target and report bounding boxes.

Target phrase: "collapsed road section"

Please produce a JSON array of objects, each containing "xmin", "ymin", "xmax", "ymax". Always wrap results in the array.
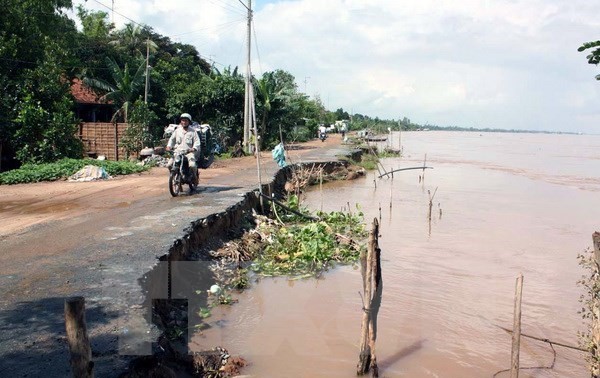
[{"xmin": 0, "ymin": 139, "xmax": 360, "ymax": 377}]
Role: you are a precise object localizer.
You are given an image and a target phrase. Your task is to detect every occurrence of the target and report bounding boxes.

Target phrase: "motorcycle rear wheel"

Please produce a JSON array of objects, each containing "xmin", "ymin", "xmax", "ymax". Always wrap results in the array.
[
  {"xmin": 169, "ymin": 171, "xmax": 182, "ymax": 197},
  {"xmin": 188, "ymin": 169, "xmax": 198, "ymax": 193}
]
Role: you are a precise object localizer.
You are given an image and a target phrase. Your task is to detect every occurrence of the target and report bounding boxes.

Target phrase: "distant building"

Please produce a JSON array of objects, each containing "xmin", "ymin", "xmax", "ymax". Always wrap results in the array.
[
  {"xmin": 70, "ymin": 79, "xmax": 128, "ymax": 160},
  {"xmin": 70, "ymin": 78, "xmax": 113, "ymax": 123}
]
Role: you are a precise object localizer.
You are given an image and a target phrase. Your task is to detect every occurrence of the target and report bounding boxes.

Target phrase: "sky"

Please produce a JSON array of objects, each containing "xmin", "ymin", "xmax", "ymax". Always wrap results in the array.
[{"xmin": 69, "ymin": 0, "xmax": 600, "ymax": 134}]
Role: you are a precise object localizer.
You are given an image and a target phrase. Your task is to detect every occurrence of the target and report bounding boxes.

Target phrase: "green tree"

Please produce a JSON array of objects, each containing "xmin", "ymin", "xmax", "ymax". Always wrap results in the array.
[
  {"xmin": 578, "ymin": 40, "xmax": 600, "ymax": 80},
  {"xmin": 77, "ymin": 5, "xmax": 113, "ymax": 40},
  {"xmin": 1, "ymin": 0, "xmax": 82, "ymax": 165},
  {"xmin": 13, "ymin": 43, "xmax": 83, "ymax": 163},
  {"xmin": 84, "ymin": 57, "xmax": 146, "ymax": 122},
  {"xmin": 254, "ymin": 70, "xmax": 301, "ymax": 147},
  {"xmin": 334, "ymin": 108, "xmax": 350, "ymax": 120},
  {"xmin": 119, "ymin": 100, "xmax": 158, "ymax": 157},
  {"xmin": 111, "ymin": 23, "xmax": 147, "ymax": 58}
]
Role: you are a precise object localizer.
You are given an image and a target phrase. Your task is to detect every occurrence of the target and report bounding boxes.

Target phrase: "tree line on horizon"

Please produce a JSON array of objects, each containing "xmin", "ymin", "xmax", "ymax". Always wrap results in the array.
[
  {"xmin": 0, "ymin": 0, "xmax": 380, "ymax": 168},
  {"xmin": 2, "ymin": 1, "xmax": 595, "ymax": 169}
]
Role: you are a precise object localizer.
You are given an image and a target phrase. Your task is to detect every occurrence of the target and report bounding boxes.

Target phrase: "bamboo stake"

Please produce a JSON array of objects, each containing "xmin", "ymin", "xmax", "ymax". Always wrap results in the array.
[
  {"xmin": 592, "ymin": 232, "xmax": 600, "ymax": 377},
  {"xmin": 357, "ymin": 218, "xmax": 382, "ymax": 376},
  {"xmin": 496, "ymin": 325, "xmax": 586, "ymax": 352},
  {"xmin": 319, "ymin": 169, "xmax": 323, "ymax": 213},
  {"xmin": 378, "ymin": 166, "xmax": 433, "ymax": 179},
  {"xmin": 259, "ymin": 193, "xmax": 317, "ymax": 221},
  {"xmin": 357, "ymin": 230, "xmax": 373, "ymax": 374},
  {"xmin": 64, "ymin": 297, "xmax": 94, "ymax": 378},
  {"xmin": 369, "ymin": 218, "xmax": 382, "ymax": 377},
  {"xmin": 511, "ymin": 274, "xmax": 524, "ymax": 378},
  {"xmin": 427, "ymin": 187, "xmax": 438, "ymax": 221}
]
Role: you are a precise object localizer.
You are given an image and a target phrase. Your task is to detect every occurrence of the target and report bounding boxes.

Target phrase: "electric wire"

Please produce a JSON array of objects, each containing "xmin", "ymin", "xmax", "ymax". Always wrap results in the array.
[
  {"xmin": 207, "ymin": 0, "xmax": 247, "ymax": 16},
  {"xmin": 89, "ymin": 0, "xmax": 146, "ymax": 28},
  {"xmin": 84, "ymin": 0, "xmax": 250, "ymax": 69},
  {"xmin": 252, "ymin": 19, "xmax": 263, "ymax": 77}
]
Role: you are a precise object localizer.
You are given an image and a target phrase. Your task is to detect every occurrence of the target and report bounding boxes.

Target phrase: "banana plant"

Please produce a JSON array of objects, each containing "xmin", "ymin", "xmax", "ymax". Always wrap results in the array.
[{"xmin": 84, "ymin": 57, "xmax": 146, "ymax": 122}]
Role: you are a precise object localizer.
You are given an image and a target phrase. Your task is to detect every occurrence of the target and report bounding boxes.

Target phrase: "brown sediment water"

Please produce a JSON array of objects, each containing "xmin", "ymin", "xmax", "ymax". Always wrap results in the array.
[{"xmin": 192, "ymin": 131, "xmax": 599, "ymax": 377}]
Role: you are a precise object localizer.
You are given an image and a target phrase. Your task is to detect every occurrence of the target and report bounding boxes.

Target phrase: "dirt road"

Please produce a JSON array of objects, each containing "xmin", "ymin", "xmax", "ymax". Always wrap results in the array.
[{"xmin": 0, "ymin": 134, "xmax": 350, "ymax": 377}]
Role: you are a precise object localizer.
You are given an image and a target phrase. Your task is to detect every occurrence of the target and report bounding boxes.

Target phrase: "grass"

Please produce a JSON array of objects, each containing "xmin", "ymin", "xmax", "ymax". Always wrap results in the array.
[{"xmin": 0, "ymin": 158, "xmax": 150, "ymax": 185}]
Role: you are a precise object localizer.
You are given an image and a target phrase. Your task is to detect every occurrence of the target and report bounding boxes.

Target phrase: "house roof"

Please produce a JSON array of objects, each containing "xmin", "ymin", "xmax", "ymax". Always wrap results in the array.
[{"xmin": 70, "ymin": 78, "xmax": 106, "ymax": 104}]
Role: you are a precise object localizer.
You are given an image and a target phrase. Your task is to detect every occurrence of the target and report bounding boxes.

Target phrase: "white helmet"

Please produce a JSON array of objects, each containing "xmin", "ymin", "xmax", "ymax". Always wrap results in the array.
[{"xmin": 180, "ymin": 113, "xmax": 192, "ymax": 122}]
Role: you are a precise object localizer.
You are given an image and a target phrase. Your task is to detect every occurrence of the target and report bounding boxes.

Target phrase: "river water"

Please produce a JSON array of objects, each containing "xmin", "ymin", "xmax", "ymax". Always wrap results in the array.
[{"xmin": 192, "ymin": 131, "xmax": 600, "ymax": 377}]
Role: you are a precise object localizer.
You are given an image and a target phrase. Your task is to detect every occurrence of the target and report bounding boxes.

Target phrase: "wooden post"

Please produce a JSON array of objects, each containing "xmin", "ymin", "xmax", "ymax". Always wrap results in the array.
[
  {"xmin": 369, "ymin": 218, "xmax": 382, "ymax": 377},
  {"xmin": 64, "ymin": 297, "xmax": 94, "ymax": 378},
  {"xmin": 320, "ymin": 169, "xmax": 323, "ymax": 213},
  {"xmin": 592, "ymin": 232, "xmax": 600, "ymax": 378},
  {"xmin": 114, "ymin": 122, "xmax": 118, "ymax": 161},
  {"xmin": 357, "ymin": 218, "xmax": 382, "ymax": 376},
  {"xmin": 510, "ymin": 274, "xmax": 524, "ymax": 378}
]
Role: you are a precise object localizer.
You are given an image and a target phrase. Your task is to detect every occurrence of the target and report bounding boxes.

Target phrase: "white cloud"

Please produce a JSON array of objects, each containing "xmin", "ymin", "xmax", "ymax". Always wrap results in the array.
[{"xmin": 70, "ymin": 0, "xmax": 600, "ymax": 133}]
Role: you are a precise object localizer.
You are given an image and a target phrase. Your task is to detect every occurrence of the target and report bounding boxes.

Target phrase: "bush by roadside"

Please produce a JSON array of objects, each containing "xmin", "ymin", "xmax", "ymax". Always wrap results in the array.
[{"xmin": 0, "ymin": 158, "xmax": 150, "ymax": 185}]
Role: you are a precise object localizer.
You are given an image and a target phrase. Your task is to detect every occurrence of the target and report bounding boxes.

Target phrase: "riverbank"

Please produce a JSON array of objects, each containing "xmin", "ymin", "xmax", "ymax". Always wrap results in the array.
[{"xmin": 0, "ymin": 134, "xmax": 361, "ymax": 377}]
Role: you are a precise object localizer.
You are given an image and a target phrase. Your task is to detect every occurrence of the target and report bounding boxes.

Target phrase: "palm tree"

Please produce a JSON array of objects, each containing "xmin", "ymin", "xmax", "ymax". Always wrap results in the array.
[
  {"xmin": 84, "ymin": 57, "xmax": 145, "ymax": 122},
  {"xmin": 254, "ymin": 73, "xmax": 290, "ymax": 145},
  {"xmin": 110, "ymin": 23, "xmax": 157, "ymax": 58}
]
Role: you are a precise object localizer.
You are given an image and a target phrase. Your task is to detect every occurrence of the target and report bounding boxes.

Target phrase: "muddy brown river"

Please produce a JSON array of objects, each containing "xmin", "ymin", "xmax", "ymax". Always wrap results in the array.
[{"xmin": 192, "ymin": 131, "xmax": 600, "ymax": 377}]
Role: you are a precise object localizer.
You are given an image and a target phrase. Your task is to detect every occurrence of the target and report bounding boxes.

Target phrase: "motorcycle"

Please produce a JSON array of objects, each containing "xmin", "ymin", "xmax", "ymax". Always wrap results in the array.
[
  {"xmin": 319, "ymin": 131, "xmax": 327, "ymax": 142},
  {"xmin": 169, "ymin": 150, "xmax": 198, "ymax": 197}
]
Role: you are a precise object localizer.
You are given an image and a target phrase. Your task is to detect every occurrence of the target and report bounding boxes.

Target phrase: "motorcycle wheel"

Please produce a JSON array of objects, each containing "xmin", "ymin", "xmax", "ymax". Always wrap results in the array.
[
  {"xmin": 169, "ymin": 171, "xmax": 182, "ymax": 197},
  {"xmin": 188, "ymin": 169, "xmax": 198, "ymax": 193}
]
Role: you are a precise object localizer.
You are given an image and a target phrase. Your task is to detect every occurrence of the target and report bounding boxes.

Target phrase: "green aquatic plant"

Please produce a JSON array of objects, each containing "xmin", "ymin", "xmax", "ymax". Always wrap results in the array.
[{"xmin": 251, "ymin": 197, "xmax": 367, "ymax": 277}]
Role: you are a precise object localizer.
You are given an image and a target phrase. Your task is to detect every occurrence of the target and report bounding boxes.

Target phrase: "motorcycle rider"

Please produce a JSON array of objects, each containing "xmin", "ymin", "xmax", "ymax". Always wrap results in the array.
[
  {"xmin": 318, "ymin": 124, "xmax": 327, "ymax": 140},
  {"xmin": 166, "ymin": 113, "xmax": 200, "ymax": 179}
]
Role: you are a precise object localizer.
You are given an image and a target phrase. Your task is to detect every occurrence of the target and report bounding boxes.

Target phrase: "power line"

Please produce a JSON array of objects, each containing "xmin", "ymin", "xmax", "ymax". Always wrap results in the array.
[
  {"xmin": 251, "ymin": 19, "xmax": 263, "ymax": 76},
  {"xmin": 171, "ymin": 18, "xmax": 245, "ymax": 38},
  {"xmin": 207, "ymin": 0, "xmax": 247, "ymax": 16},
  {"xmin": 90, "ymin": 0, "xmax": 146, "ymax": 28},
  {"xmin": 236, "ymin": 0, "xmax": 251, "ymax": 11}
]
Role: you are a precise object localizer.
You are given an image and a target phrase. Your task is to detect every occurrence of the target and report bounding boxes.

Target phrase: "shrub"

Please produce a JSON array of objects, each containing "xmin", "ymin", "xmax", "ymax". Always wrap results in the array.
[{"xmin": 0, "ymin": 158, "xmax": 149, "ymax": 185}]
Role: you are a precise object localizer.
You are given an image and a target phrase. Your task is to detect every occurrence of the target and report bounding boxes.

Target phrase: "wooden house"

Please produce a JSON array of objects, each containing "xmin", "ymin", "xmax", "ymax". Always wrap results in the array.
[{"xmin": 71, "ymin": 78, "xmax": 128, "ymax": 160}]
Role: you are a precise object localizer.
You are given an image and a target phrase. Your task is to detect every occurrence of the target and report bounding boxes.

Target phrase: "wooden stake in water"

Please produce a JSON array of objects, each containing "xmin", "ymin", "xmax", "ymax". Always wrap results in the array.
[
  {"xmin": 319, "ymin": 169, "xmax": 323, "ymax": 212},
  {"xmin": 357, "ymin": 218, "xmax": 383, "ymax": 377},
  {"xmin": 511, "ymin": 274, "xmax": 524, "ymax": 378},
  {"xmin": 592, "ymin": 232, "xmax": 600, "ymax": 378},
  {"xmin": 428, "ymin": 187, "xmax": 438, "ymax": 221},
  {"xmin": 398, "ymin": 127, "xmax": 402, "ymax": 153},
  {"xmin": 422, "ymin": 153, "xmax": 427, "ymax": 183}
]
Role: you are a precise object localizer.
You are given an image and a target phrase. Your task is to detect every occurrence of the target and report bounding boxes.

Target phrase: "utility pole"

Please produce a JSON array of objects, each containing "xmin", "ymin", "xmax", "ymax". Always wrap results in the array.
[
  {"xmin": 243, "ymin": 0, "xmax": 253, "ymax": 154},
  {"xmin": 303, "ymin": 76, "xmax": 310, "ymax": 93},
  {"xmin": 144, "ymin": 38, "xmax": 150, "ymax": 104}
]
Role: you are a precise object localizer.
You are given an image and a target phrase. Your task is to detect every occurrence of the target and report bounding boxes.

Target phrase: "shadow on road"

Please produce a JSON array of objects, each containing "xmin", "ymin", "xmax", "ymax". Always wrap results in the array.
[{"xmin": 0, "ymin": 297, "xmax": 130, "ymax": 377}]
